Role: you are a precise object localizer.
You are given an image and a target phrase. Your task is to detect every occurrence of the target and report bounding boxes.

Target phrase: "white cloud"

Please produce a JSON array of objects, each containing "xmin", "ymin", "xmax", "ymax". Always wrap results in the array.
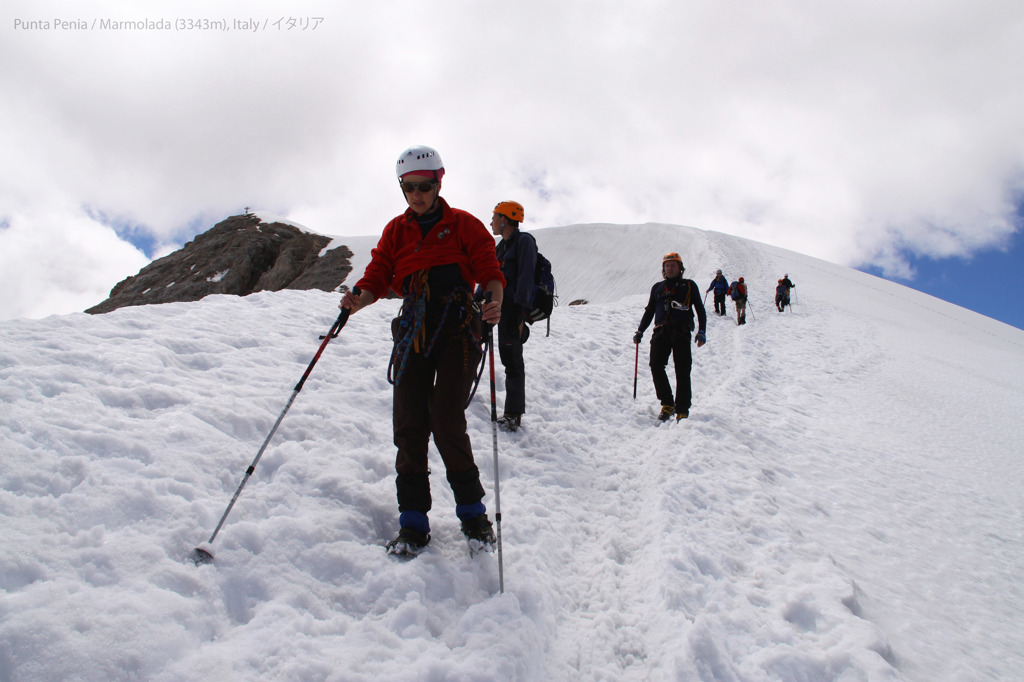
[
  {"xmin": 0, "ymin": 205, "xmax": 149, "ymax": 319},
  {"xmin": 2, "ymin": 0, "xmax": 1022, "ymax": 318}
]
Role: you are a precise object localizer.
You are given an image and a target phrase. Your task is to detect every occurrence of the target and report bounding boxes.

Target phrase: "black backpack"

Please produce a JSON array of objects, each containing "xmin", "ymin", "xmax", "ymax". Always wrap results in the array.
[
  {"xmin": 497, "ymin": 231, "xmax": 557, "ymax": 335},
  {"xmin": 525, "ymin": 250, "xmax": 557, "ymax": 336}
]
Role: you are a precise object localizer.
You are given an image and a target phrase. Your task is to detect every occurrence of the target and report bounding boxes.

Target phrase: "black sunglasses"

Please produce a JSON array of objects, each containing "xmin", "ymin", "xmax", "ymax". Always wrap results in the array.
[{"xmin": 400, "ymin": 179, "xmax": 438, "ymax": 193}]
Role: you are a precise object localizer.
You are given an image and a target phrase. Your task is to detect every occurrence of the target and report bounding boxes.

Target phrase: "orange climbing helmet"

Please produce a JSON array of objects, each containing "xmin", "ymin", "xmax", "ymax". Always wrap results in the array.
[
  {"xmin": 662, "ymin": 252, "xmax": 684, "ymax": 275},
  {"xmin": 494, "ymin": 201, "xmax": 525, "ymax": 223}
]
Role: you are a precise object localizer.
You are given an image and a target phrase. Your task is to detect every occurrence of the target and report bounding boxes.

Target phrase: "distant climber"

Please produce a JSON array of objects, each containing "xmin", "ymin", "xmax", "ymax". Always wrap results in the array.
[
  {"xmin": 633, "ymin": 252, "xmax": 708, "ymax": 422},
  {"xmin": 728, "ymin": 277, "xmax": 748, "ymax": 325},
  {"xmin": 706, "ymin": 269, "xmax": 729, "ymax": 316}
]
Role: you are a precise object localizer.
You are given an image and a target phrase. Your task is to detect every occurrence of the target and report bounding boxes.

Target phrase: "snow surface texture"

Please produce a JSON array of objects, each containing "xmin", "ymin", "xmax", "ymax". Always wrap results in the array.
[{"xmin": 1, "ymin": 223, "xmax": 1022, "ymax": 681}]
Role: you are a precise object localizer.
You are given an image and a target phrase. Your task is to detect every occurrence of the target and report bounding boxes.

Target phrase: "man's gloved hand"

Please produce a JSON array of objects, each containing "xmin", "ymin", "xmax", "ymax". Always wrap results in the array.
[
  {"xmin": 633, "ymin": 331, "xmax": 643, "ymax": 344},
  {"xmin": 695, "ymin": 330, "xmax": 706, "ymax": 347}
]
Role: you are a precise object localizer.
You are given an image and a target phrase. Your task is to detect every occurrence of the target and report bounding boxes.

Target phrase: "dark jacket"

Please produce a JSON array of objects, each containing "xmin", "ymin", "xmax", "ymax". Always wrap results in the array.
[
  {"xmin": 495, "ymin": 229, "xmax": 538, "ymax": 311},
  {"xmin": 638, "ymin": 276, "xmax": 707, "ymax": 335},
  {"xmin": 707, "ymin": 274, "xmax": 729, "ymax": 295}
]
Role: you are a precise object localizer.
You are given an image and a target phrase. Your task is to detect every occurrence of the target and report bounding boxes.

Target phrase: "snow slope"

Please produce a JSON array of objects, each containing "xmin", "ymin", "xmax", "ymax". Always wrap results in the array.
[{"xmin": 1, "ymin": 223, "xmax": 1022, "ymax": 681}]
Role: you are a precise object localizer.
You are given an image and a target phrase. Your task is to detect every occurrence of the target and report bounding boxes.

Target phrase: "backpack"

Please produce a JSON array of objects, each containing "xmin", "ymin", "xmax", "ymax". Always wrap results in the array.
[
  {"xmin": 729, "ymin": 281, "xmax": 746, "ymax": 301},
  {"xmin": 525, "ymin": 250, "xmax": 557, "ymax": 334}
]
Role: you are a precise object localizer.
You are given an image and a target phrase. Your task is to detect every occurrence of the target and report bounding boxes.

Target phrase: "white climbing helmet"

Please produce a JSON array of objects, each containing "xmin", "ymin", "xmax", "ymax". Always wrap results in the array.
[{"xmin": 396, "ymin": 145, "xmax": 445, "ymax": 180}]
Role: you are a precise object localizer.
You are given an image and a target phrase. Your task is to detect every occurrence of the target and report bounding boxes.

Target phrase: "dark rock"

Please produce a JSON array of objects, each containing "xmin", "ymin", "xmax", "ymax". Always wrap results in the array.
[{"xmin": 86, "ymin": 214, "xmax": 353, "ymax": 314}]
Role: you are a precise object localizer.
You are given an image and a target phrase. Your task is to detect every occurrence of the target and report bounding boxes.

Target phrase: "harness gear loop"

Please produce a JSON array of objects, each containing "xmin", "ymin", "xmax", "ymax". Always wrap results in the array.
[
  {"xmin": 388, "ymin": 270, "xmax": 430, "ymax": 386},
  {"xmin": 387, "ymin": 272, "xmax": 484, "ymax": 391}
]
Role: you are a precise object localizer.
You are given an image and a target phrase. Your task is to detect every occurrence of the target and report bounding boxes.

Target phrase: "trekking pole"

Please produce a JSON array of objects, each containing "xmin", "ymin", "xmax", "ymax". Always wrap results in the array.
[
  {"xmin": 485, "ymin": 297, "xmax": 505, "ymax": 594},
  {"xmin": 633, "ymin": 341, "xmax": 639, "ymax": 400},
  {"xmin": 192, "ymin": 288, "xmax": 359, "ymax": 566}
]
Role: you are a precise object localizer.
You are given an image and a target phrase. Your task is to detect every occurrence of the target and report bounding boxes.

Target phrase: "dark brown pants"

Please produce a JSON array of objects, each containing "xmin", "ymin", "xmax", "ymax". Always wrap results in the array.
[{"xmin": 392, "ymin": 311, "xmax": 485, "ymax": 514}]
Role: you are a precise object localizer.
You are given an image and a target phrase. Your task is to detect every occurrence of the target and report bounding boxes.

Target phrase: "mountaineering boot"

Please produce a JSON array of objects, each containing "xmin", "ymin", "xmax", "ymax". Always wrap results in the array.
[
  {"xmin": 497, "ymin": 414, "xmax": 521, "ymax": 432},
  {"xmin": 461, "ymin": 515, "xmax": 496, "ymax": 555},
  {"xmin": 658, "ymin": 405, "xmax": 675, "ymax": 422},
  {"xmin": 386, "ymin": 527, "xmax": 430, "ymax": 557},
  {"xmin": 676, "ymin": 411, "xmax": 689, "ymax": 421}
]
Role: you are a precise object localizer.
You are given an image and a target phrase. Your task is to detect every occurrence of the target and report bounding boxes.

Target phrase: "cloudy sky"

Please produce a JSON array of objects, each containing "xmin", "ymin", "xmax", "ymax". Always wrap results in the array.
[{"xmin": 2, "ymin": 0, "xmax": 1022, "ymax": 323}]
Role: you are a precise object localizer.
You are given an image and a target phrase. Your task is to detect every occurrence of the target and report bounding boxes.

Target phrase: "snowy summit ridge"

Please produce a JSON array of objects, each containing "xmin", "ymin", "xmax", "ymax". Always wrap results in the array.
[{"xmin": 1, "ymin": 222, "xmax": 1022, "ymax": 681}]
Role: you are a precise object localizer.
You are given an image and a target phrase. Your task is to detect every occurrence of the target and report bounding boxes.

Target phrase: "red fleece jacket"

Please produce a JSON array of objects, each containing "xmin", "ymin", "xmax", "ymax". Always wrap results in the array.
[{"xmin": 356, "ymin": 197, "xmax": 505, "ymax": 299}]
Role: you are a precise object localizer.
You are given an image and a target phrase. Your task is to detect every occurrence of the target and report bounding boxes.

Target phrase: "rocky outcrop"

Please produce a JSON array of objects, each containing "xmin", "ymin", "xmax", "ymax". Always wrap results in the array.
[{"xmin": 86, "ymin": 214, "xmax": 353, "ymax": 314}]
